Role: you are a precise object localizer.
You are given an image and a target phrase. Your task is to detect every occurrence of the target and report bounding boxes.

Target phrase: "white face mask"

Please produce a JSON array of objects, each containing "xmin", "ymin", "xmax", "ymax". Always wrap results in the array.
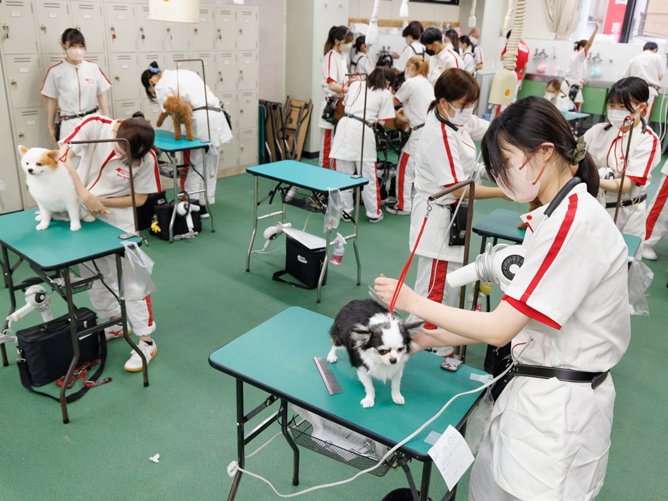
[
  {"xmin": 340, "ymin": 42, "xmax": 352, "ymax": 54},
  {"xmin": 447, "ymin": 101, "xmax": 474, "ymax": 127},
  {"xmin": 66, "ymin": 47, "xmax": 85, "ymax": 61},
  {"xmin": 607, "ymin": 107, "xmax": 637, "ymax": 129},
  {"xmin": 545, "ymin": 92, "xmax": 557, "ymax": 101},
  {"xmin": 470, "ymin": 36, "xmax": 479, "ymax": 45}
]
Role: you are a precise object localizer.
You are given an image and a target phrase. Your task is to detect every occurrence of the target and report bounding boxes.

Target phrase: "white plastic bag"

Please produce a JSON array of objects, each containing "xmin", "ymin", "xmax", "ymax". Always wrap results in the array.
[
  {"xmin": 465, "ymin": 388, "xmax": 494, "ymax": 454},
  {"xmin": 324, "ymin": 188, "xmax": 343, "ymax": 232},
  {"xmin": 628, "ymin": 257, "xmax": 653, "ymax": 316},
  {"xmin": 121, "ymin": 242, "xmax": 156, "ymax": 301}
]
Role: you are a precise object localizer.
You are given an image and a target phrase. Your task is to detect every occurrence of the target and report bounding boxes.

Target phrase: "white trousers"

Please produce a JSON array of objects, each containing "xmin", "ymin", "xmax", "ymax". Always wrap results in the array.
[
  {"xmin": 414, "ymin": 256, "xmax": 461, "ymax": 329},
  {"xmin": 645, "ymin": 174, "xmax": 668, "ymax": 249},
  {"xmin": 334, "ymin": 160, "xmax": 380, "ymax": 218},
  {"xmin": 394, "ymin": 151, "xmax": 415, "ymax": 212},
  {"xmin": 79, "ymin": 255, "xmax": 156, "ymax": 337},
  {"xmin": 184, "ymin": 144, "xmax": 220, "ymax": 205},
  {"xmin": 319, "ymin": 128, "xmax": 334, "ymax": 169}
]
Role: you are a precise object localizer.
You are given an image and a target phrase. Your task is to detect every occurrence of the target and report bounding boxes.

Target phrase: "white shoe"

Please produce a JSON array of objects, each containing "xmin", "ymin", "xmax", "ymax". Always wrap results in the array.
[
  {"xmin": 642, "ymin": 247, "xmax": 657, "ymax": 260},
  {"xmin": 368, "ymin": 212, "xmax": 384, "ymax": 223},
  {"xmin": 386, "ymin": 205, "xmax": 411, "ymax": 215},
  {"xmin": 124, "ymin": 340, "xmax": 157, "ymax": 372},
  {"xmin": 105, "ymin": 325, "xmax": 132, "ymax": 340}
]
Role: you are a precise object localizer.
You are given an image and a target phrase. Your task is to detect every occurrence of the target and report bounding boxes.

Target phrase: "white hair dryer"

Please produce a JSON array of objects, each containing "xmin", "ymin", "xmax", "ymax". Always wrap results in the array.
[
  {"xmin": 176, "ymin": 200, "xmax": 200, "ymax": 234},
  {"xmin": 447, "ymin": 243, "xmax": 526, "ymax": 292},
  {"xmin": 9, "ymin": 285, "xmax": 53, "ymax": 323}
]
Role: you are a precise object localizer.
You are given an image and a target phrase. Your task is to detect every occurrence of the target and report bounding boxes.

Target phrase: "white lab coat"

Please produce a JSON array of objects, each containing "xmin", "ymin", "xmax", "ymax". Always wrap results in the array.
[
  {"xmin": 319, "ymin": 49, "xmax": 348, "ymax": 131},
  {"xmin": 394, "ymin": 75, "xmax": 434, "ymax": 155},
  {"xmin": 461, "ymin": 48, "xmax": 477, "ymax": 76},
  {"xmin": 427, "ymin": 46, "xmax": 462, "ymax": 86},
  {"xmin": 469, "ymin": 183, "xmax": 630, "ymax": 501},
  {"xmin": 543, "ymin": 90, "xmax": 575, "ymax": 112},
  {"xmin": 562, "ymin": 49, "xmax": 587, "ymax": 103},
  {"xmin": 410, "ymin": 110, "xmax": 488, "ymax": 263},
  {"xmin": 584, "ymin": 122, "xmax": 660, "ymax": 238},
  {"xmin": 472, "ymin": 44, "xmax": 484, "ymax": 68},
  {"xmin": 350, "ymin": 52, "xmax": 375, "ymax": 75},
  {"xmin": 623, "ymin": 50, "xmax": 665, "ymax": 113},
  {"xmin": 395, "ymin": 41, "xmax": 426, "ymax": 73}
]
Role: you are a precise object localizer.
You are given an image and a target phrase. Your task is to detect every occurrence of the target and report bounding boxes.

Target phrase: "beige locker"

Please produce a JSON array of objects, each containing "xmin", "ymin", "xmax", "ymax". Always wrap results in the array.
[
  {"xmin": 137, "ymin": 5, "xmax": 164, "ymax": 53},
  {"xmin": 0, "ymin": 159, "xmax": 24, "ymax": 213},
  {"xmin": 238, "ymin": 127, "xmax": 257, "ymax": 167},
  {"xmin": 188, "ymin": 51, "xmax": 216, "ymax": 86},
  {"xmin": 0, "ymin": 0, "xmax": 39, "ymax": 54},
  {"xmin": 165, "ymin": 52, "xmax": 188, "ymax": 69},
  {"xmin": 237, "ymin": 51, "xmax": 258, "ymax": 91},
  {"xmin": 164, "ymin": 22, "xmax": 190, "ymax": 52},
  {"xmin": 218, "ymin": 92, "xmax": 237, "ymax": 130},
  {"xmin": 191, "ymin": 7, "xmax": 215, "ymax": 51},
  {"xmin": 236, "ymin": 9, "xmax": 258, "ymax": 51},
  {"xmin": 71, "ymin": 2, "xmax": 105, "ymax": 54},
  {"xmin": 114, "ymin": 99, "xmax": 141, "ymax": 120},
  {"xmin": 220, "ymin": 135, "xmax": 239, "ymax": 173},
  {"xmin": 216, "ymin": 51, "xmax": 237, "ymax": 94},
  {"xmin": 142, "ymin": 98, "xmax": 173, "ymax": 132},
  {"xmin": 35, "ymin": 0, "xmax": 71, "ymax": 54},
  {"xmin": 237, "ymin": 90, "xmax": 258, "ymax": 130},
  {"xmin": 215, "ymin": 7, "xmax": 236, "ymax": 51},
  {"xmin": 6, "ymin": 55, "xmax": 43, "ymax": 109},
  {"xmin": 106, "ymin": 3, "xmax": 137, "ymax": 53},
  {"xmin": 13, "ymin": 108, "xmax": 49, "ymax": 153},
  {"xmin": 110, "ymin": 53, "xmax": 139, "ymax": 100}
]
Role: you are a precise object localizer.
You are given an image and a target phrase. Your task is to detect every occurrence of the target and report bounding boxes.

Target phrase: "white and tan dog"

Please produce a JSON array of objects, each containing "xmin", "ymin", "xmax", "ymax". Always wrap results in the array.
[{"xmin": 18, "ymin": 146, "xmax": 94, "ymax": 231}]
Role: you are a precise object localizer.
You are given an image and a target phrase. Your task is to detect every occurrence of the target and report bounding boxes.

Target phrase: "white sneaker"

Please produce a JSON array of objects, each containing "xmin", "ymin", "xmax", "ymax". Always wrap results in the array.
[
  {"xmin": 124, "ymin": 340, "xmax": 157, "ymax": 372},
  {"xmin": 386, "ymin": 205, "xmax": 411, "ymax": 215},
  {"xmin": 105, "ymin": 325, "xmax": 132, "ymax": 340},
  {"xmin": 642, "ymin": 247, "xmax": 657, "ymax": 260},
  {"xmin": 368, "ymin": 212, "xmax": 384, "ymax": 223}
]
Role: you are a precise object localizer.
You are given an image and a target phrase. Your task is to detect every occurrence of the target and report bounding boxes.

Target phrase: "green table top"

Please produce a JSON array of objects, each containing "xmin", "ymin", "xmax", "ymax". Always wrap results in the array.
[
  {"xmin": 472, "ymin": 209, "xmax": 526, "ymax": 243},
  {"xmin": 623, "ymin": 234, "xmax": 641, "ymax": 258},
  {"xmin": 562, "ymin": 111, "xmax": 590, "ymax": 121},
  {"xmin": 247, "ymin": 160, "xmax": 369, "ymax": 193},
  {"xmin": 153, "ymin": 130, "xmax": 210, "ymax": 152},
  {"xmin": 209, "ymin": 307, "xmax": 487, "ymax": 460},
  {"xmin": 0, "ymin": 210, "xmax": 139, "ymax": 271}
]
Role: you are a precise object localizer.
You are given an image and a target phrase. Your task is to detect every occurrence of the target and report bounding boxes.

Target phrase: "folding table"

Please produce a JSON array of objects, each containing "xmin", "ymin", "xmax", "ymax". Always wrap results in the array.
[
  {"xmin": 246, "ymin": 160, "xmax": 369, "ymax": 302},
  {"xmin": 153, "ymin": 129, "xmax": 215, "ymax": 242},
  {"xmin": 0, "ymin": 211, "xmax": 149, "ymax": 423},
  {"xmin": 209, "ymin": 307, "xmax": 487, "ymax": 501}
]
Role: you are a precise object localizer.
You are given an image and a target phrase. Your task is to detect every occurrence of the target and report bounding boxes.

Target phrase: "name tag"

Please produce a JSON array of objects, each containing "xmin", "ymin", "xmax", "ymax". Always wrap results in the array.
[
  {"xmin": 19, "ymin": 68, "xmax": 29, "ymax": 73},
  {"xmin": 200, "ymin": 17, "xmax": 206, "ymax": 22},
  {"xmin": 48, "ymin": 13, "xmax": 58, "ymax": 18},
  {"xmin": 121, "ymin": 64, "xmax": 129, "ymax": 69},
  {"xmin": 118, "ymin": 15, "xmax": 125, "ymax": 20},
  {"xmin": 83, "ymin": 14, "xmax": 91, "ymax": 19},
  {"xmin": 27, "ymin": 120, "xmax": 36, "ymax": 125},
  {"xmin": 11, "ymin": 12, "xmax": 21, "ymax": 17}
]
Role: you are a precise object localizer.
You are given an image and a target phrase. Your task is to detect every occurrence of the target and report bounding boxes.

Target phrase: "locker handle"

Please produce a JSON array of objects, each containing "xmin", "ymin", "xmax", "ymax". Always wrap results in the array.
[
  {"xmin": 114, "ymin": 74, "xmax": 120, "ymax": 83},
  {"xmin": 18, "ymin": 131, "xmax": 25, "ymax": 139},
  {"xmin": 40, "ymin": 24, "xmax": 47, "ymax": 34},
  {"xmin": 217, "ymin": 28, "xmax": 222, "ymax": 40},
  {"xmin": 10, "ymin": 79, "xmax": 17, "ymax": 88},
  {"xmin": 2, "ymin": 24, "xmax": 9, "ymax": 39},
  {"xmin": 240, "ymin": 145, "xmax": 244, "ymax": 152},
  {"xmin": 218, "ymin": 70, "xmax": 223, "ymax": 82},
  {"xmin": 194, "ymin": 27, "xmax": 198, "ymax": 35}
]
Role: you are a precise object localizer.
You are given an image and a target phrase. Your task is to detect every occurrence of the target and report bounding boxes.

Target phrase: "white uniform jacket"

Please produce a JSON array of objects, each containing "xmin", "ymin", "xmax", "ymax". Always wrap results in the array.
[
  {"xmin": 427, "ymin": 46, "xmax": 462, "ymax": 86},
  {"xmin": 61, "ymin": 116, "xmax": 161, "ymax": 233},
  {"xmin": 543, "ymin": 91, "xmax": 576, "ymax": 112},
  {"xmin": 461, "ymin": 48, "xmax": 477, "ymax": 76},
  {"xmin": 154, "ymin": 69, "xmax": 232, "ymax": 148},
  {"xmin": 410, "ymin": 110, "xmax": 488, "ymax": 262},
  {"xmin": 330, "ymin": 81, "xmax": 395, "ymax": 163},
  {"xmin": 319, "ymin": 49, "xmax": 348, "ymax": 130},
  {"xmin": 472, "ymin": 44, "xmax": 484, "ymax": 68},
  {"xmin": 493, "ymin": 183, "xmax": 630, "ymax": 500},
  {"xmin": 623, "ymin": 50, "xmax": 665, "ymax": 98},
  {"xmin": 351, "ymin": 52, "xmax": 375, "ymax": 75},
  {"xmin": 395, "ymin": 41, "xmax": 426, "ymax": 73},
  {"xmin": 562, "ymin": 49, "xmax": 587, "ymax": 103},
  {"xmin": 394, "ymin": 75, "xmax": 434, "ymax": 155}
]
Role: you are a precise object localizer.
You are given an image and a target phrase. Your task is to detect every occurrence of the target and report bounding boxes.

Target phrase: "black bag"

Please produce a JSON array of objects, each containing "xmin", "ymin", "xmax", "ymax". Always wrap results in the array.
[
  {"xmin": 448, "ymin": 203, "xmax": 469, "ymax": 246},
  {"xmin": 568, "ymin": 83, "xmax": 581, "ymax": 103},
  {"xmin": 381, "ymin": 489, "xmax": 432, "ymax": 501},
  {"xmin": 136, "ymin": 190, "xmax": 168, "ymax": 231},
  {"xmin": 16, "ymin": 307, "xmax": 107, "ymax": 403},
  {"xmin": 490, "ymin": 355, "xmax": 514, "ymax": 402},
  {"xmin": 273, "ymin": 234, "xmax": 327, "ymax": 289},
  {"xmin": 150, "ymin": 192, "xmax": 202, "ymax": 240},
  {"xmin": 321, "ymin": 96, "xmax": 340, "ymax": 124}
]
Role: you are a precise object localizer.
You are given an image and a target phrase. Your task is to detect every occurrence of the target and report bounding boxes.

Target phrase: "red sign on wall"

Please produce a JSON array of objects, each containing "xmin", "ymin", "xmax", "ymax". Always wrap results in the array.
[{"xmin": 603, "ymin": 0, "xmax": 628, "ymax": 42}]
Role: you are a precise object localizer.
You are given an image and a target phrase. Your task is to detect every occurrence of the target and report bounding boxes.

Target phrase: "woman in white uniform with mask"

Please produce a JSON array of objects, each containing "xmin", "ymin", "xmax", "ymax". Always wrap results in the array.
[
  {"xmin": 59, "ymin": 113, "xmax": 162, "ymax": 371},
  {"xmin": 458, "ymin": 36, "xmax": 477, "ymax": 76},
  {"xmin": 409, "ymin": 68, "xmax": 505, "ymax": 334},
  {"xmin": 41, "ymin": 29, "xmax": 110, "ymax": 144},
  {"xmin": 584, "ymin": 77, "xmax": 659, "ymax": 241},
  {"xmin": 375, "ymin": 96, "xmax": 630, "ymax": 501},
  {"xmin": 468, "ymin": 27, "xmax": 484, "ymax": 72},
  {"xmin": 420, "ymin": 27, "xmax": 461, "ymax": 86},
  {"xmin": 350, "ymin": 36, "xmax": 375, "ymax": 76},
  {"xmin": 140, "ymin": 62, "xmax": 233, "ymax": 214},
  {"xmin": 319, "ymin": 26, "xmax": 354, "ymax": 169},
  {"xmin": 330, "ymin": 67, "xmax": 397, "ymax": 223},
  {"xmin": 392, "ymin": 21, "xmax": 426, "ymax": 75},
  {"xmin": 387, "ymin": 56, "xmax": 434, "ymax": 216}
]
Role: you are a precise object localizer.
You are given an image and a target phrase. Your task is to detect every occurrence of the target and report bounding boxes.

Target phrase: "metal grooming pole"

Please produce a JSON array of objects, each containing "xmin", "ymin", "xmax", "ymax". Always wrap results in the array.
[{"xmin": 613, "ymin": 118, "xmax": 636, "ymax": 224}]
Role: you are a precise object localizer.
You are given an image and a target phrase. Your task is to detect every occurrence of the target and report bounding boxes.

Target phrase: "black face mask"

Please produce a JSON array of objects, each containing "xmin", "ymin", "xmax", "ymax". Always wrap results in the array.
[{"xmin": 425, "ymin": 49, "xmax": 435, "ymax": 57}]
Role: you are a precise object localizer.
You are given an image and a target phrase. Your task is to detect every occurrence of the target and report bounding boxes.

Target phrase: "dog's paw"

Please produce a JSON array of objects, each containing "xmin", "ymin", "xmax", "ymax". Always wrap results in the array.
[
  {"xmin": 392, "ymin": 393, "xmax": 405, "ymax": 405},
  {"xmin": 36, "ymin": 222, "xmax": 49, "ymax": 231},
  {"xmin": 35, "ymin": 214, "xmax": 42, "ymax": 222},
  {"xmin": 70, "ymin": 221, "xmax": 82, "ymax": 231},
  {"xmin": 360, "ymin": 396, "xmax": 375, "ymax": 408},
  {"xmin": 83, "ymin": 214, "xmax": 95, "ymax": 223},
  {"xmin": 326, "ymin": 353, "xmax": 338, "ymax": 363}
]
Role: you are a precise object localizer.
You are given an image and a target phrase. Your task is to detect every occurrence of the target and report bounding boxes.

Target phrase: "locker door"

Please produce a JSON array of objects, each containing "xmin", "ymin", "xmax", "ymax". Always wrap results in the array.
[
  {"xmin": 139, "ymin": 53, "xmax": 166, "ymax": 77},
  {"xmin": 42, "ymin": 54, "xmax": 64, "ymax": 80},
  {"xmin": 35, "ymin": 1, "xmax": 72, "ymax": 54},
  {"xmin": 191, "ymin": 7, "xmax": 215, "ymax": 51},
  {"xmin": 106, "ymin": 3, "xmax": 137, "ymax": 53},
  {"xmin": 238, "ymin": 128, "xmax": 258, "ymax": 167},
  {"xmin": 236, "ymin": 9, "xmax": 257, "ymax": 50},
  {"xmin": 0, "ymin": 158, "xmax": 24, "ymax": 213},
  {"xmin": 220, "ymin": 135, "xmax": 239, "ymax": 173},
  {"xmin": 138, "ymin": 5, "xmax": 164, "ymax": 53},
  {"xmin": 237, "ymin": 52, "xmax": 258, "ymax": 91},
  {"xmin": 0, "ymin": 0, "xmax": 39, "ymax": 54},
  {"xmin": 237, "ymin": 91, "xmax": 258, "ymax": 130},
  {"xmin": 6, "ymin": 55, "xmax": 43, "ymax": 109},
  {"xmin": 142, "ymin": 98, "xmax": 172, "ymax": 132},
  {"xmin": 110, "ymin": 53, "xmax": 140, "ymax": 100},
  {"xmin": 215, "ymin": 8, "xmax": 236, "ymax": 51},
  {"xmin": 71, "ymin": 2, "xmax": 105, "ymax": 53},
  {"xmin": 13, "ymin": 108, "xmax": 49, "ymax": 207},
  {"xmin": 165, "ymin": 52, "xmax": 188, "ymax": 70},
  {"xmin": 219, "ymin": 92, "xmax": 238, "ymax": 130},
  {"xmin": 164, "ymin": 22, "xmax": 190, "ymax": 52},
  {"xmin": 216, "ymin": 52, "xmax": 237, "ymax": 94},
  {"xmin": 114, "ymin": 99, "xmax": 141, "ymax": 120},
  {"xmin": 188, "ymin": 52, "xmax": 215, "ymax": 87}
]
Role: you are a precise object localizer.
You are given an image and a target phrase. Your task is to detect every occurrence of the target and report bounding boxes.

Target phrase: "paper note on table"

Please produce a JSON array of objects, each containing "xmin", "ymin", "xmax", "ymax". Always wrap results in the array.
[{"xmin": 428, "ymin": 425, "xmax": 475, "ymax": 491}]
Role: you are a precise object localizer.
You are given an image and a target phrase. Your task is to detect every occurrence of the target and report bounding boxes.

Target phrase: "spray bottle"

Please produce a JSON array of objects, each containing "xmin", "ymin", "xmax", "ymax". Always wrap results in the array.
[{"xmin": 330, "ymin": 233, "xmax": 346, "ymax": 265}]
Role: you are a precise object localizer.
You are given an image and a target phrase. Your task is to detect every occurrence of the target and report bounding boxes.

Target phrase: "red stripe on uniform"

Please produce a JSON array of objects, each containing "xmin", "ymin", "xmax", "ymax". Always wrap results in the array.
[
  {"xmin": 397, "ymin": 152, "xmax": 410, "ymax": 210},
  {"xmin": 503, "ymin": 295, "xmax": 561, "ymax": 329},
  {"xmin": 327, "ymin": 52, "xmax": 334, "ymax": 80},
  {"xmin": 84, "ymin": 60, "xmax": 112, "ymax": 85},
  {"xmin": 520, "ymin": 194, "xmax": 578, "ymax": 303},
  {"xmin": 323, "ymin": 129, "xmax": 332, "ymax": 169},
  {"xmin": 40, "ymin": 62, "xmax": 63, "ymax": 96},
  {"xmin": 146, "ymin": 295, "xmax": 154, "ymax": 326},
  {"xmin": 425, "ymin": 260, "xmax": 448, "ymax": 330},
  {"xmin": 638, "ymin": 130, "xmax": 658, "ymax": 186},
  {"xmin": 441, "ymin": 123, "xmax": 458, "ymax": 183},
  {"xmin": 149, "ymin": 150, "xmax": 162, "ymax": 192},
  {"xmin": 447, "ymin": 49, "xmax": 459, "ymax": 68},
  {"xmin": 88, "ymin": 151, "xmax": 116, "ymax": 191},
  {"xmin": 646, "ymin": 175, "xmax": 668, "ymax": 239},
  {"xmin": 62, "ymin": 116, "xmax": 114, "ymax": 144}
]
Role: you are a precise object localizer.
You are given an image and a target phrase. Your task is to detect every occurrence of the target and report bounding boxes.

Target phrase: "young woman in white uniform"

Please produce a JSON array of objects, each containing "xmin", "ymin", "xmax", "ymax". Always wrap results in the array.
[
  {"xmin": 622, "ymin": 42, "xmax": 665, "ymax": 117},
  {"xmin": 410, "ymin": 69, "xmax": 505, "ymax": 330},
  {"xmin": 458, "ymin": 36, "xmax": 477, "ymax": 76},
  {"xmin": 584, "ymin": 77, "xmax": 659, "ymax": 240},
  {"xmin": 543, "ymin": 78, "xmax": 576, "ymax": 111},
  {"xmin": 330, "ymin": 67, "xmax": 396, "ymax": 223},
  {"xmin": 561, "ymin": 20, "xmax": 599, "ymax": 110},
  {"xmin": 59, "ymin": 113, "xmax": 162, "ymax": 371},
  {"xmin": 387, "ymin": 56, "xmax": 434, "ymax": 216},
  {"xmin": 392, "ymin": 21, "xmax": 426, "ymax": 75},
  {"xmin": 41, "ymin": 29, "xmax": 110, "ymax": 144},
  {"xmin": 319, "ymin": 26, "xmax": 353, "ymax": 169},
  {"xmin": 421, "ymin": 27, "xmax": 461, "ymax": 86},
  {"xmin": 141, "ymin": 62, "xmax": 233, "ymax": 213},
  {"xmin": 376, "ymin": 96, "xmax": 630, "ymax": 501},
  {"xmin": 468, "ymin": 27, "xmax": 484, "ymax": 72},
  {"xmin": 350, "ymin": 36, "xmax": 375, "ymax": 76}
]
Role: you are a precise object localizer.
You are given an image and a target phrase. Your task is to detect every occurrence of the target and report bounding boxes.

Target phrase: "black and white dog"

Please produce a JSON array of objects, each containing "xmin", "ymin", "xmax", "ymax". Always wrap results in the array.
[{"xmin": 327, "ymin": 299, "xmax": 422, "ymax": 408}]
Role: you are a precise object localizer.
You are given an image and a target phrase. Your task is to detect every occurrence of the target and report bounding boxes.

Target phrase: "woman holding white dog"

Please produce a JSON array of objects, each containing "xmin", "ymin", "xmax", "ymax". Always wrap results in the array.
[
  {"xmin": 59, "ymin": 112, "xmax": 162, "ymax": 371},
  {"xmin": 140, "ymin": 62, "xmax": 233, "ymax": 216}
]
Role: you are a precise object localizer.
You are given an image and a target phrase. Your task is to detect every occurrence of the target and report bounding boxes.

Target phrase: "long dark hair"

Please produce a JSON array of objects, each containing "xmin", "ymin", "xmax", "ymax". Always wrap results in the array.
[
  {"xmin": 605, "ymin": 77, "xmax": 650, "ymax": 112},
  {"xmin": 481, "ymin": 96, "xmax": 599, "ymax": 197},
  {"xmin": 367, "ymin": 67, "xmax": 395, "ymax": 91},
  {"xmin": 428, "ymin": 68, "xmax": 479, "ymax": 113},
  {"xmin": 140, "ymin": 61, "xmax": 161, "ymax": 102},
  {"xmin": 402, "ymin": 21, "xmax": 423, "ymax": 40},
  {"xmin": 116, "ymin": 112, "xmax": 155, "ymax": 167},
  {"xmin": 354, "ymin": 35, "xmax": 366, "ymax": 53},
  {"xmin": 324, "ymin": 26, "xmax": 352, "ymax": 55},
  {"xmin": 444, "ymin": 29, "xmax": 459, "ymax": 54},
  {"xmin": 62, "ymin": 28, "xmax": 86, "ymax": 48}
]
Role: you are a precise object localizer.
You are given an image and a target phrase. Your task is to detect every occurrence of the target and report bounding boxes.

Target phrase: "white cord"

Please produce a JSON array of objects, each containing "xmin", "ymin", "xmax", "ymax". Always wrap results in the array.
[
  {"xmin": 302, "ymin": 212, "xmax": 312, "ymax": 232},
  {"xmin": 251, "ymin": 245, "xmax": 285, "ymax": 255},
  {"xmin": 246, "ymin": 419, "xmax": 307, "ymax": 460}
]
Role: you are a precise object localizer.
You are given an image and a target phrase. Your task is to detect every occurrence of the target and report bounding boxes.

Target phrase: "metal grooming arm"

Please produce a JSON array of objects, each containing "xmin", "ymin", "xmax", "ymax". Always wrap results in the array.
[
  {"xmin": 613, "ymin": 119, "xmax": 635, "ymax": 224},
  {"xmin": 174, "ymin": 59, "xmax": 211, "ymax": 143}
]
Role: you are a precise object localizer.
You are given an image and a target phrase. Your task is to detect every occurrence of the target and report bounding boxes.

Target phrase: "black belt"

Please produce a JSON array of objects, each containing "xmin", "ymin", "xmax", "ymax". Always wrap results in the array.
[
  {"xmin": 344, "ymin": 113, "xmax": 372, "ymax": 128},
  {"xmin": 605, "ymin": 193, "xmax": 647, "ymax": 209},
  {"xmin": 514, "ymin": 364, "xmax": 609, "ymax": 389},
  {"xmin": 412, "ymin": 123, "xmax": 425, "ymax": 131},
  {"xmin": 192, "ymin": 106, "xmax": 223, "ymax": 113},
  {"xmin": 59, "ymin": 106, "xmax": 99, "ymax": 122}
]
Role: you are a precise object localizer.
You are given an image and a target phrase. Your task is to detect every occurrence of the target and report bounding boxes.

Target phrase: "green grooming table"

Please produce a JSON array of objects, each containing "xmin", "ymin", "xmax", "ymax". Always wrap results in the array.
[
  {"xmin": 562, "ymin": 111, "xmax": 589, "ymax": 121},
  {"xmin": 0, "ymin": 210, "xmax": 149, "ymax": 423},
  {"xmin": 246, "ymin": 160, "xmax": 369, "ymax": 303},
  {"xmin": 153, "ymin": 130, "xmax": 214, "ymax": 242},
  {"xmin": 209, "ymin": 307, "xmax": 487, "ymax": 501}
]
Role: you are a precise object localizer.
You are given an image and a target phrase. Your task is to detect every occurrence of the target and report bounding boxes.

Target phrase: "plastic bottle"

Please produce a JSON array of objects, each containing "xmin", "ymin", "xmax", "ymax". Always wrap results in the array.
[
  {"xmin": 330, "ymin": 233, "xmax": 346, "ymax": 265},
  {"xmin": 284, "ymin": 186, "xmax": 298, "ymax": 202}
]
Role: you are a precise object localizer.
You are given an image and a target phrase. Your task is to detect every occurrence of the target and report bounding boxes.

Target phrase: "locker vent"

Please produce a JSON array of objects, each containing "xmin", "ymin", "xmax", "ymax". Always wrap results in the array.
[
  {"xmin": 221, "ymin": 9, "xmax": 232, "ymax": 15},
  {"xmin": 142, "ymin": 7, "xmax": 149, "ymax": 13},
  {"xmin": 120, "ymin": 102, "xmax": 134, "ymax": 108},
  {"xmin": 21, "ymin": 110, "xmax": 39, "ymax": 117},
  {"xmin": 13, "ymin": 57, "xmax": 32, "ymax": 63},
  {"xmin": 78, "ymin": 4, "xmax": 94, "ymax": 9},
  {"xmin": 241, "ymin": 53, "xmax": 253, "ymax": 57},
  {"xmin": 117, "ymin": 55, "xmax": 132, "ymax": 61},
  {"xmin": 6, "ymin": 1, "xmax": 25, "ymax": 6},
  {"xmin": 241, "ymin": 11, "xmax": 252, "ymax": 15},
  {"xmin": 113, "ymin": 5, "xmax": 128, "ymax": 10},
  {"xmin": 43, "ymin": 2, "xmax": 61, "ymax": 8},
  {"xmin": 199, "ymin": 9, "xmax": 207, "ymax": 14}
]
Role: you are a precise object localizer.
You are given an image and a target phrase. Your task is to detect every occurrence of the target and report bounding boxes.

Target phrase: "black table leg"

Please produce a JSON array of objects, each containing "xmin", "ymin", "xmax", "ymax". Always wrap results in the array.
[
  {"xmin": 1, "ymin": 246, "xmax": 16, "ymax": 367},
  {"xmin": 279, "ymin": 399, "xmax": 300, "ymax": 486},
  {"xmin": 60, "ymin": 268, "xmax": 79, "ymax": 424},
  {"xmin": 228, "ymin": 379, "xmax": 246, "ymax": 501},
  {"xmin": 419, "ymin": 461, "xmax": 432, "ymax": 501}
]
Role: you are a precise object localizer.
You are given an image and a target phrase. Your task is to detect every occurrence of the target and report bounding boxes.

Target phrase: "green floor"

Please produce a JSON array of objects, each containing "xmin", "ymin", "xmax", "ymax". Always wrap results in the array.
[{"xmin": 2, "ymin": 155, "xmax": 667, "ymax": 500}]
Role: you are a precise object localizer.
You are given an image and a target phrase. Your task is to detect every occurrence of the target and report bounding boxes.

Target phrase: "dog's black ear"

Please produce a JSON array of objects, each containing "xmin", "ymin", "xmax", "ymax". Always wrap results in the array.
[
  {"xmin": 402, "ymin": 319, "xmax": 424, "ymax": 336},
  {"xmin": 350, "ymin": 324, "xmax": 371, "ymax": 345}
]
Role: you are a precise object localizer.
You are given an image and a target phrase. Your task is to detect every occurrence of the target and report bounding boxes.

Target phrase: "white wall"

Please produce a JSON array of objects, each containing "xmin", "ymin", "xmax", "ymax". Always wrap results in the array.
[{"xmin": 348, "ymin": 0, "xmax": 459, "ymax": 23}]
